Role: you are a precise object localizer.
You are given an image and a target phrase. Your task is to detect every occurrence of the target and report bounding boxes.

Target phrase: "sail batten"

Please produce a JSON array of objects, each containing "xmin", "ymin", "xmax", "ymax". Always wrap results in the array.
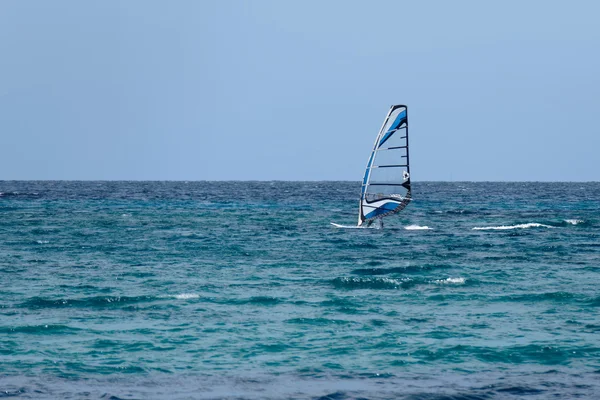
[{"xmin": 358, "ymin": 105, "xmax": 411, "ymax": 226}]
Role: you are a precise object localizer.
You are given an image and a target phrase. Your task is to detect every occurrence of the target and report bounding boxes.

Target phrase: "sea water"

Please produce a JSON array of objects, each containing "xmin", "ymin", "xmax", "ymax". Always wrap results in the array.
[{"xmin": 0, "ymin": 181, "xmax": 599, "ymax": 399}]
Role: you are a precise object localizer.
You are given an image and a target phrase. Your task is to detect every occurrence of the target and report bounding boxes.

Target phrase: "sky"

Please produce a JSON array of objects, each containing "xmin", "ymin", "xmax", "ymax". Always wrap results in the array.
[{"xmin": 1, "ymin": 0, "xmax": 599, "ymax": 181}]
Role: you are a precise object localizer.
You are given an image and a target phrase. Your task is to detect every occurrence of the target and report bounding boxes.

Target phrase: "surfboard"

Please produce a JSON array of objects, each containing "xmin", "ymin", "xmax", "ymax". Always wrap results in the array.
[{"xmin": 330, "ymin": 222, "xmax": 365, "ymax": 229}]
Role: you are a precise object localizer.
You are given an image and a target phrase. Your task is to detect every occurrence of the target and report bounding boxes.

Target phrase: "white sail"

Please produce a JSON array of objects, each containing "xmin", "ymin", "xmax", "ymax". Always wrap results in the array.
[{"xmin": 358, "ymin": 105, "xmax": 411, "ymax": 226}]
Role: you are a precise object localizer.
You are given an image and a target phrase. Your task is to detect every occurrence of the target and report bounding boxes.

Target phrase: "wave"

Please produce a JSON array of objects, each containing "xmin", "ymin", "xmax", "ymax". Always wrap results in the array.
[
  {"xmin": 285, "ymin": 317, "xmax": 354, "ymax": 326},
  {"xmin": 588, "ymin": 296, "xmax": 600, "ymax": 307},
  {"xmin": 331, "ymin": 277, "xmax": 413, "ymax": 290},
  {"xmin": 0, "ymin": 191, "xmax": 41, "ymax": 198},
  {"xmin": 404, "ymin": 225, "xmax": 432, "ymax": 230},
  {"xmin": 226, "ymin": 296, "xmax": 282, "ymax": 305},
  {"xmin": 564, "ymin": 219, "xmax": 584, "ymax": 225},
  {"xmin": 472, "ymin": 223, "xmax": 553, "ymax": 231},
  {"xmin": 333, "ymin": 275, "xmax": 472, "ymax": 290},
  {"xmin": 319, "ymin": 297, "xmax": 358, "ymax": 308},
  {"xmin": 244, "ymin": 296, "xmax": 281, "ymax": 305},
  {"xmin": 352, "ymin": 263, "xmax": 451, "ymax": 276},
  {"xmin": 410, "ymin": 343, "xmax": 597, "ymax": 365},
  {"xmin": 0, "ymin": 324, "xmax": 82, "ymax": 335},
  {"xmin": 445, "ymin": 209, "xmax": 476, "ymax": 215},
  {"xmin": 19, "ymin": 295, "xmax": 157, "ymax": 309},
  {"xmin": 543, "ymin": 219, "xmax": 590, "ymax": 228},
  {"xmin": 434, "ymin": 277, "xmax": 466, "ymax": 284},
  {"xmin": 173, "ymin": 293, "xmax": 199, "ymax": 300},
  {"xmin": 494, "ymin": 291, "xmax": 577, "ymax": 304}
]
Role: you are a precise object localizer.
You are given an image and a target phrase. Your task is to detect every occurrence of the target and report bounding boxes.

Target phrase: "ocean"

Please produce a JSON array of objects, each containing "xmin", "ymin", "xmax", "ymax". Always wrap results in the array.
[{"xmin": 1, "ymin": 181, "xmax": 599, "ymax": 399}]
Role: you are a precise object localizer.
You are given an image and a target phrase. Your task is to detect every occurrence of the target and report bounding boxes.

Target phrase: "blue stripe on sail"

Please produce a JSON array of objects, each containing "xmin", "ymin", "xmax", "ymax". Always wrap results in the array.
[
  {"xmin": 390, "ymin": 110, "xmax": 407, "ymax": 130},
  {"xmin": 361, "ymin": 152, "xmax": 375, "ymax": 195},
  {"xmin": 378, "ymin": 110, "xmax": 407, "ymax": 148},
  {"xmin": 364, "ymin": 202, "xmax": 399, "ymax": 219}
]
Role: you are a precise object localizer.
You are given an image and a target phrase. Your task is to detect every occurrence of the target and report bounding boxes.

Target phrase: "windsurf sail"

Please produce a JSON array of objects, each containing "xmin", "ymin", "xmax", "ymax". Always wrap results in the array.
[{"xmin": 358, "ymin": 105, "xmax": 411, "ymax": 226}]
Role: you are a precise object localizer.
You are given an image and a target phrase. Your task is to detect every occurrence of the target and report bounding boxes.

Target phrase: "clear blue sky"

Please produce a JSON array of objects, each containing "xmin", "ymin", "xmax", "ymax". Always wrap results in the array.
[{"xmin": 1, "ymin": 0, "xmax": 598, "ymax": 181}]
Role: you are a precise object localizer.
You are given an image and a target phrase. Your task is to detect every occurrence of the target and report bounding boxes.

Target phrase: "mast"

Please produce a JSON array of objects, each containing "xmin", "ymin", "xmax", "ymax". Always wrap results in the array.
[{"xmin": 358, "ymin": 106, "xmax": 395, "ymax": 226}]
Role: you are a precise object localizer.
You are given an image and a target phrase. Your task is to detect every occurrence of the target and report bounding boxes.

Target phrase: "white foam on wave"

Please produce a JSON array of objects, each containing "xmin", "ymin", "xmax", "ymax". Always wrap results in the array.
[
  {"xmin": 564, "ymin": 219, "xmax": 584, "ymax": 225},
  {"xmin": 404, "ymin": 225, "xmax": 432, "ymax": 230},
  {"xmin": 36, "ymin": 240, "xmax": 49, "ymax": 244},
  {"xmin": 435, "ymin": 277, "xmax": 466, "ymax": 284},
  {"xmin": 174, "ymin": 293, "xmax": 199, "ymax": 300},
  {"xmin": 472, "ymin": 223, "xmax": 553, "ymax": 231}
]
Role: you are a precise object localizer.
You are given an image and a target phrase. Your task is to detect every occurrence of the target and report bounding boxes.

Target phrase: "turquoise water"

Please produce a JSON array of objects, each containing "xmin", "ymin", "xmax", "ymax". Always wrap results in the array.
[{"xmin": 1, "ymin": 181, "xmax": 599, "ymax": 399}]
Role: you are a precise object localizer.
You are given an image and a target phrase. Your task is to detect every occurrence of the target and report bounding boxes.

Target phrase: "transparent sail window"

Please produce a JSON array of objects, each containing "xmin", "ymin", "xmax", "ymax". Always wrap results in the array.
[{"xmin": 372, "ymin": 147, "xmax": 407, "ymax": 167}]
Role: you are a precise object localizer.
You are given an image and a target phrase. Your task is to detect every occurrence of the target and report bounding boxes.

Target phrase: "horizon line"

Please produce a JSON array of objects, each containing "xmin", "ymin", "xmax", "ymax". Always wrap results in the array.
[{"xmin": 1, "ymin": 179, "xmax": 599, "ymax": 183}]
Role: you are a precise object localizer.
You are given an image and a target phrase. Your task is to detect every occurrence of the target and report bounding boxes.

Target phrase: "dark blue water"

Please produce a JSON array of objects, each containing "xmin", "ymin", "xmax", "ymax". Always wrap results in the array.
[{"xmin": 1, "ymin": 181, "xmax": 599, "ymax": 399}]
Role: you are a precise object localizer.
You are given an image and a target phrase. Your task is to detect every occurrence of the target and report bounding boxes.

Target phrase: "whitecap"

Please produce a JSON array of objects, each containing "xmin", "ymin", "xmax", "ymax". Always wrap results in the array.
[
  {"xmin": 174, "ymin": 293, "xmax": 199, "ymax": 300},
  {"xmin": 36, "ymin": 240, "xmax": 49, "ymax": 244},
  {"xmin": 404, "ymin": 225, "xmax": 432, "ymax": 230},
  {"xmin": 472, "ymin": 223, "xmax": 553, "ymax": 230},
  {"xmin": 564, "ymin": 219, "xmax": 584, "ymax": 225},
  {"xmin": 435, "ymin": 277, "xmax": 466, "ymax": 284}
]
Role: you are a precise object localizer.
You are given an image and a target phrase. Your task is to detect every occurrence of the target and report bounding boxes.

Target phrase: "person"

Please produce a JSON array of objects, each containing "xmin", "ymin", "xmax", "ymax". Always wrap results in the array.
[{"xmin": 367, "ymin": 218, "xmax": 383, "ymax": 229}]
